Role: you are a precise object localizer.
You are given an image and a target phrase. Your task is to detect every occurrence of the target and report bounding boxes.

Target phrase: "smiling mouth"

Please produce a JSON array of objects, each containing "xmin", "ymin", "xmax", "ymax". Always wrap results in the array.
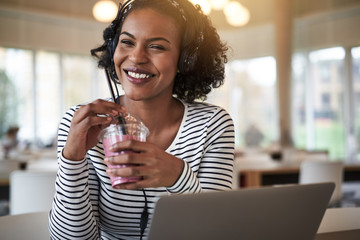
[{"xmin": 124, "ymin": 70, "xmax": 155, "ymax": 79}]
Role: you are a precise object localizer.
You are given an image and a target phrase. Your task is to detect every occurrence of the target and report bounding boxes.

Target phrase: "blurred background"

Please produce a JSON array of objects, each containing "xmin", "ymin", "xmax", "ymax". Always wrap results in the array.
[{"xmin": 0, "ymin": 0, "xmax": 360, "ymax": 216}]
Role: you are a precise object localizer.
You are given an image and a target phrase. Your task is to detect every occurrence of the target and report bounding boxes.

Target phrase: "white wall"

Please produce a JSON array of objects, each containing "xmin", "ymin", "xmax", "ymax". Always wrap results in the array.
[
  {"xmin": 0, "ymin": 6, "xmax": 106, "ymax": 54},
  {"xmin": 219, "ymin": 23, "xmax": 275, "ymax": 61},
  {"xmin": 1, "ymin": 4, "xmax": 360, "ymax": 57},
  {"xmin": 219, "ymin": 5, "xmax": 360, "ymax": 61},
  {"xmin": 294, "ymin": 5, "xmax": 360, "ymax": 50}
]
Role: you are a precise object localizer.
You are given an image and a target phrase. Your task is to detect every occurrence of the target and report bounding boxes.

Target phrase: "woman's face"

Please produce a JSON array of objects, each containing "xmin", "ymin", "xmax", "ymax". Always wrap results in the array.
[{"xmin": 113, "ymin": 8, "xmax": 181, "ymax": 102}]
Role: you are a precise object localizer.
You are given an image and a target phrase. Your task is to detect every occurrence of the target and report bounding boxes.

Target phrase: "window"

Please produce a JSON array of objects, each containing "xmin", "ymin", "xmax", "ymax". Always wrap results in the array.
[
  {"xmin": 320, "ymin": 63, "xmax": 330, "ymax": 83},
  {"xmin": 36, "ymin": 51, "xmax": 61, "ymax": 146},
  {"xmin": 352, "ymin": 46, "xmax": 360, "ymax": 161},
  {"xmin": 321, "ymin": 93, "xmax": 331, "ymax": 109},
  {"xmin": 207, "ymin": 56, "xmax": 279, "ymax": 149},
  {"xmin": 291, "ymin": 53, "xmax": 307, "ymax": 149},
  {"xmin": 292, "ymin": 47, "xmax": 346, "ymax": 160},
  {"xmin": 63, "ymin": 55, "xmax": 94, "ymax": 112},
  {"xmin": 0, "ymin": 47, "xmax": 108, "ymax": 147},
  {"xmin": 0, "ymin": 48, "xmax": 34, "ymax": 142}
]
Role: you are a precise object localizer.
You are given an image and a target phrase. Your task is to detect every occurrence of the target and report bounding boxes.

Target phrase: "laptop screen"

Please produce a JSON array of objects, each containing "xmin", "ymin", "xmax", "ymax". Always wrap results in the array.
[{"xmin": 147, "ymin": 183, "xmax": 334, "ymax": 240}]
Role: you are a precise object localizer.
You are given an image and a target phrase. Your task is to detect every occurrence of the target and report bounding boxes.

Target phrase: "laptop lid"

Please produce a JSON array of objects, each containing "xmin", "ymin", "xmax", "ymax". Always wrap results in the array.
[{"xmin": 147, "ymin": 182, "xmax": 335, "ymax": 240}]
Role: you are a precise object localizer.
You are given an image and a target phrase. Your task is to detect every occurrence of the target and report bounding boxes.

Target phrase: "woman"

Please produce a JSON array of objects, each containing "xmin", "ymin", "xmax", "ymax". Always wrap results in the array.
[{"xmin": 49, "ymin": 0, "xmax": 234, "ymax": 239}]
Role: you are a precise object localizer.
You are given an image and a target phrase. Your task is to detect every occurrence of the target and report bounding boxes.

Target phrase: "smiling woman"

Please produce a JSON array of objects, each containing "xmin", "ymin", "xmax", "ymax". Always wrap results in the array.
[
  {"xmin": 49, "ymin": 0, "xmax": 234, "ymax": 239},
  {"xmin": 91, "ymin": 0, "xmax": 228, "ymax": 103}
]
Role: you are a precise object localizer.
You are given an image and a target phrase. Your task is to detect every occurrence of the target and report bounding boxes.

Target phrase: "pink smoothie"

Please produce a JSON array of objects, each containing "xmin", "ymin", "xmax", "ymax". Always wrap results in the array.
[{"xmin": 103, "ymin": 134, "xmax": 142, "ymax": 186}]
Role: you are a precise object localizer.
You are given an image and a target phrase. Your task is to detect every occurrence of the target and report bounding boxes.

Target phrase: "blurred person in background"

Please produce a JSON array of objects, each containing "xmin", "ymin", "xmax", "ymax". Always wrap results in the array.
[{"xmin": 1, "ymin": 126, "xmax": 19, "ymax": 158}]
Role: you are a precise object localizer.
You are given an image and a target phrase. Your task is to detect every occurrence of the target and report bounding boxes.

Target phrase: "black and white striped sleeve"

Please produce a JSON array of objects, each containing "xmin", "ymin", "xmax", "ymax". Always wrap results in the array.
[
  {"xmin": 49, "ymin": 107, "xmax": 100, "ymax": 240},
  {"xmin": 167, "ymin": 105, "xmax": 235, "ymax": 194}
]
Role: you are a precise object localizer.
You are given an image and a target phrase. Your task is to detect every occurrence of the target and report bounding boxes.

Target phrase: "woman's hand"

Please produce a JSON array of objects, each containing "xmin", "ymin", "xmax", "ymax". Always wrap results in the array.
[
  {"xmin": 105, "ymin": 140, "xmax": 184, "ymax": 189},
  {"xmin": 63, "ymin": 99, "xmax": 125, "ymax": 161}
]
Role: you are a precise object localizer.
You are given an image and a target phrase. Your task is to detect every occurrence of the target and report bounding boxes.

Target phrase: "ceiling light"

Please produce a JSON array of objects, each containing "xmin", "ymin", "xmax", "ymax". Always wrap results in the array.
[
  {"xmin": 224, "ymin": 1, "xmax": 250, "ymax": 27},
  {"xmin": 92, "ymin": 0, "xmax": 118, "ymax": 23},
  {"xmin": 210, "ymin": 0, "xmax": 228, "ymax": 11},
  {"xmin": 190, "ymin": 0, "xmax": 250, "ymax": 27}
]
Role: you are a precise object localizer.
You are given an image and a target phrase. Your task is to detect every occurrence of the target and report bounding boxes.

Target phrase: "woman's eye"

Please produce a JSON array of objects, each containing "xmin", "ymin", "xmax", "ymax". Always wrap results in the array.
[
  {"xmin": 149, "ymin": 45, "xmax": 165, "ymax": 50},
  {"xmin": 120, "ymin": 40, "xmax": 134, "ymax": 46}
]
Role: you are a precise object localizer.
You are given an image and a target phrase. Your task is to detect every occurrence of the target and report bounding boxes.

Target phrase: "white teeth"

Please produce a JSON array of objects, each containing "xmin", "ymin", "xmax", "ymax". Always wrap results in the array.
[{"xmin": 128, "ymin": 71, "xmax": 151, "ymax": 79}]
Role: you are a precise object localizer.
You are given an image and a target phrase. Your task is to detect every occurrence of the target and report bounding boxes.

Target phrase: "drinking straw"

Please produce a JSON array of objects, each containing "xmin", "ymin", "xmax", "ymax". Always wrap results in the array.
[{"xmin": 105, "ymin": 69, "xmax": 127, "ymax": 126}]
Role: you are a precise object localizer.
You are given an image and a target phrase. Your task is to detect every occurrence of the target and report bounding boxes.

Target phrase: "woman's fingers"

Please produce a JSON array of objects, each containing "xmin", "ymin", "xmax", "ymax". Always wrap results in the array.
[
  {"xmin": 73, "ymin": 99, "xmax": 125, "ymax": 123},
  {"xmin": 75, "ymin": 114, "xmax": 112, "ymax": 130},
  {"xmin": 105, "ymin": 144, "xmax": 184, "ymax": 189},
  {"xmin": 104, "ymin": 142, "xmax": 154, "ymax": 166},
  {"xmin": 64, "ymin": 99, "xmax": 126, "ymax": 160},
  {"xmin": 109, "ymin": 140, "xmax": 153, "ymax": 156}
]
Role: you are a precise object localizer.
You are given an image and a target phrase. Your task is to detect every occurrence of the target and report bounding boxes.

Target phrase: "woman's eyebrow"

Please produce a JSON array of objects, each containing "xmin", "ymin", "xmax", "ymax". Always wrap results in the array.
[
  {"xmin": 120, "ymin": 31, "xmax": 135, "ymax": 39},
  {"xmin": 120, "ymin": 31, "xmax": 171, "ymax": 44},
  {"xmin": 147, "ymin": 37, "xmax": 170, "ymax": 44}
]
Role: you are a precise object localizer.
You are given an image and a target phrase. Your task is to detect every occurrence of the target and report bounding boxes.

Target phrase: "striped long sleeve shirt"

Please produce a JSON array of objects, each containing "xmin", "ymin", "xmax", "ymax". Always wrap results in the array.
[{"xmin": 49, "ymin": 99, "xmax": 235, "ymax": 240}]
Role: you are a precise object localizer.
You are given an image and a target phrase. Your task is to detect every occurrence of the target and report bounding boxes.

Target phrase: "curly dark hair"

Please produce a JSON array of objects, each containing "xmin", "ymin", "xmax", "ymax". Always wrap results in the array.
[{"xmin": 91, "ymin": 0, "xmax": 228, "ymax": 103}]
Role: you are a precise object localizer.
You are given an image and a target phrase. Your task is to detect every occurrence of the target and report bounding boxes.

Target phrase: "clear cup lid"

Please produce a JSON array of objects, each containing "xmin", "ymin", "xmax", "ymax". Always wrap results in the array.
[{"xmin": 98, "ymin": 112, "xmax": 149, "ymax": 140}]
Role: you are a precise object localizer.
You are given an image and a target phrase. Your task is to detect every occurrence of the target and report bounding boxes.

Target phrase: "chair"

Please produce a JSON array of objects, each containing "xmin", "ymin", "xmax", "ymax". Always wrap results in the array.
[
  {"xmin": 299, "ymin": 161, "xmax": 343, "ymax": 206},
  {"xmin": 10, "ymin": 170, "xmax": 57, "ymax": 215},
  {"xmin": 0, "ymin": 160, "xmax": 20, "ymax": 182},
  {"xmin": 0, "ymin": 211, "xmax": 50, "ymax": 239},
  {"xmin": 317, "ymin": 207, "xmax": 360, "ymax": 233}
]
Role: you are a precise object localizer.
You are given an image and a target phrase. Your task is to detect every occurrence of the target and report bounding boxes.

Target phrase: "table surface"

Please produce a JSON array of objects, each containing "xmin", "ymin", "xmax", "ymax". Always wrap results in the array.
[
  {"xmin": 238, "ymin": 162, "xmax": 360, "ymax": 188},
  {"xmin": 315, "ymin": 229, "xmax": 360, "ymax": 240},
  {"xmin": 240, "ymin": 162, "xmax": 360, "ymax": 172}
]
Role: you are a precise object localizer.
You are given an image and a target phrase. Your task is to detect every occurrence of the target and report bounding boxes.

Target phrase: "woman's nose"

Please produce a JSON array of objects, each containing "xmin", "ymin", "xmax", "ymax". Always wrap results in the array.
[{"xmin": 128, "ymin": 46, "xmax": 148, "ymax": 64}]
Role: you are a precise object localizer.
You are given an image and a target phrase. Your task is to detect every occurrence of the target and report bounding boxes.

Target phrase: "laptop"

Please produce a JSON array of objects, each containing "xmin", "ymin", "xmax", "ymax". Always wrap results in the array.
[{"xmin": 147, "ymin": 182, "xmax": 334, "ymax": 240}]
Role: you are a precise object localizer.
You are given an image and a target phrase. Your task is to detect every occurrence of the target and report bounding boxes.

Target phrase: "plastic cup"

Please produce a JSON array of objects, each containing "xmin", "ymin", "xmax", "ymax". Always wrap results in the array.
[{"xmin": 99, "ymin": 113, "xmax": 149, "ymax": 188}]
